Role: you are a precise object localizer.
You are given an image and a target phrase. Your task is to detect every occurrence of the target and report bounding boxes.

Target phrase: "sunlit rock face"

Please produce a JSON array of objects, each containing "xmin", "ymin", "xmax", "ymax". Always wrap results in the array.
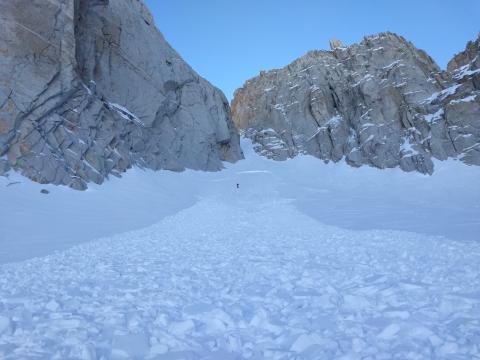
[
  {"xmin": 232, "ymin": 32, "xmax": 480, "ymax": 174},
  {"xmin": 0, "ymin": 0, "xmax": 242, "ymax": 189}
]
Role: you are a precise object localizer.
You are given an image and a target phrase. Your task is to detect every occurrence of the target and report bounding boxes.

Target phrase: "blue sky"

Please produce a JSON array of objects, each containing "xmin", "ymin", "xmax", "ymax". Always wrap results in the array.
[{"xmin": 145, "ymin": 1, "xmax": 479, "ymax": 100}]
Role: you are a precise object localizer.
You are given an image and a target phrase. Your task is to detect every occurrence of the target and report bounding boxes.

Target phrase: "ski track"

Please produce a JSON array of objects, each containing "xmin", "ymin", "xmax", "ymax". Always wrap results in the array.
[{"xmin": 1, "ymin": 199, "xmax": 480, "ymax": 359}]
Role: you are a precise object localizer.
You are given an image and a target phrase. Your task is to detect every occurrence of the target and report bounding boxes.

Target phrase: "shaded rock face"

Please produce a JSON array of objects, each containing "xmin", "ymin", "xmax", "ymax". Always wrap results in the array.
[
  {"xmin": 0, "ymin": 0, "xmax": 242, "ymax": 189},
  {"xmin": 232, "ymin": 32, "xmax": 480, "ymax": 174}
]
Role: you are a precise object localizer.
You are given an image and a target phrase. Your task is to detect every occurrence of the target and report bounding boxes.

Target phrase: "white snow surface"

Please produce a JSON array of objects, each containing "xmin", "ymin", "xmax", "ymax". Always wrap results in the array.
[
  {"xmin": 424, "ymin": 109, "xmax": 444, "ymax": 124},
  {"xmin": 107, "ymin": 102, "xmax": 144, "ymax": 127},
  {"xmin": 450, "ymin": 94, "xmax": 478, "ymax": 105},
  {"xmin": 453, "ymin": 63, "xmax": 480, "ymax": 80},
  {"xmin": 399, "ymin": 138, "xmax": 419, "ymax": 158},
  {"xmin": 1, "ymin": 139, "xmax": 480, "ymax": 359},
  {"xmin": 423, "ymin": 84, "xmax": 462, "ymax": 104}
]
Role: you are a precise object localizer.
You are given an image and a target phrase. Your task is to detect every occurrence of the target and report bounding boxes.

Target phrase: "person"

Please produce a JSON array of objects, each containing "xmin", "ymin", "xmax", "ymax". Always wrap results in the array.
[{"xmin": 236, "ymin": 183, "xmax": 240, "ymax": 189}]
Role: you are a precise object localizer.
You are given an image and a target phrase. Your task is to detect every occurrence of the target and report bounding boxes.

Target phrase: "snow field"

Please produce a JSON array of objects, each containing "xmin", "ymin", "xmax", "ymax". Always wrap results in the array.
[
  {"xmin": 1, "ymin": 139, "xmax": 479, "ymax": 358},
  {"xmin": 0, "ymin": 199, "xmax": 479, "ymax": 359}
]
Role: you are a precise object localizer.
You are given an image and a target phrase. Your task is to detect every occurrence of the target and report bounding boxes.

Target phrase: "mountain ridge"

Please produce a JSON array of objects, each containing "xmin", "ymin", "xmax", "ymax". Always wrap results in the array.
[{"xmin": 232, "ymin": 32, "xmax": 480, "ymax": 174}]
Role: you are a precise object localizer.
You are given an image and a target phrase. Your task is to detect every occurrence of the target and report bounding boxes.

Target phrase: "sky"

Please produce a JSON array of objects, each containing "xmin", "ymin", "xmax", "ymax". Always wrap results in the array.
[{"xmin": 145, "ymin": 0, "xmax": 479, "ymax": 100}]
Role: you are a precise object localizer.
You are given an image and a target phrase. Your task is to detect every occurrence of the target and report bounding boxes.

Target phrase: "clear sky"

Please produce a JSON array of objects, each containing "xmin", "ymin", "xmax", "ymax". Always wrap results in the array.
[{"xmin": 144, "ymin": 0, "xmax": 479, "ymax": 100}]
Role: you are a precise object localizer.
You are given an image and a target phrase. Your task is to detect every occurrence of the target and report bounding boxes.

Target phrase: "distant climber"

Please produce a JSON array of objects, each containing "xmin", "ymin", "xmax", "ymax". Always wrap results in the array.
[{"xmin": 236, "ymin": 183, "xmax": 240, "ymax": 189}]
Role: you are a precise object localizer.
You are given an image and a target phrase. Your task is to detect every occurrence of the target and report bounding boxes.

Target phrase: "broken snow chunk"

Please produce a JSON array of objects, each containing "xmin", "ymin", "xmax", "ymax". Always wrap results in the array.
[
  {"xmin": 0, "ymin": 316, "xmax": 11, "ymax": 335},
  {"xmin": 378, "ymin": 324, "xmax": 401, "ymax": 340}
]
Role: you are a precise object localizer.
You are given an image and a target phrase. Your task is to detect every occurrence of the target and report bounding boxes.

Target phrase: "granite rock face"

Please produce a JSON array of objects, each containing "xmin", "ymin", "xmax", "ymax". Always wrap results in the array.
[
  {"xmin": 232, "ymin": 32, "xmax": 480, "ymax": 174},
  {"xmin": 445, "ymin": 35, "xmax": 480, "ymax": 166},
  {"xmin": 0, "ymin": 0, "xmax": 242, "ymax": 189}
]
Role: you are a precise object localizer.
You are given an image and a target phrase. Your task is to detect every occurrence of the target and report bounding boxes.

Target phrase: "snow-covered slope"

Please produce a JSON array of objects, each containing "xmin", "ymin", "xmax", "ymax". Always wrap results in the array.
[
  {"xmin": 0, "ymin": 139, "xmax": 479, "ymax": 358},
  {"xmin": 1, "ymin": 139, "xmax": 479, "ymax": 264}
]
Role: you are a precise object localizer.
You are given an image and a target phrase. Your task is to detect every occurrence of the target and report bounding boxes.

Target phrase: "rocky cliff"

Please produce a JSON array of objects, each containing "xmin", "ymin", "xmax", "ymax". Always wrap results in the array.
[
  {"xmin": 232, "ymin": 32, "xmax": 480, "ymax": 174},
  {"xmin": 0, "ymin": 0, "xmax": 242, "ymax": 189}
]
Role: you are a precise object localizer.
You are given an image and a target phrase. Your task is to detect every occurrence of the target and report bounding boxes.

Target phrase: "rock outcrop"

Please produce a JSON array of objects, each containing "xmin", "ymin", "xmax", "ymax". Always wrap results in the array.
[
  {"xmin": 0, "ymin": 0, "xmax": 242, "ymax": 189},
  {"xmin": 329, "ymin": 38, "xmax": 345, "ymax": 50},
  {"xmin": 232, "ymin": 32, "xmax": 480, "ymax": 174}
]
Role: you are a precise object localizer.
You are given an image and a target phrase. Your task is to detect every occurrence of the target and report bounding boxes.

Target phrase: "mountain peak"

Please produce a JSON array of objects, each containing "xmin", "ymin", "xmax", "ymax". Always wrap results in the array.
[{"xmin": 232, "ymin": 34, "xmax": 480, "ymax": 174}]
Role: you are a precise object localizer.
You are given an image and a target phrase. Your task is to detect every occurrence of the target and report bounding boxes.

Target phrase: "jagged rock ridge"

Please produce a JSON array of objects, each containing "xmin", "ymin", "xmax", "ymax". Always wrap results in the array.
[
  {"xmin": 232, "ymin": 32, "xmax": 480, "ymax": 174},
  {"xmin": 0, "ymin": 0, "xmax": 242, "ymax": 189}
]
